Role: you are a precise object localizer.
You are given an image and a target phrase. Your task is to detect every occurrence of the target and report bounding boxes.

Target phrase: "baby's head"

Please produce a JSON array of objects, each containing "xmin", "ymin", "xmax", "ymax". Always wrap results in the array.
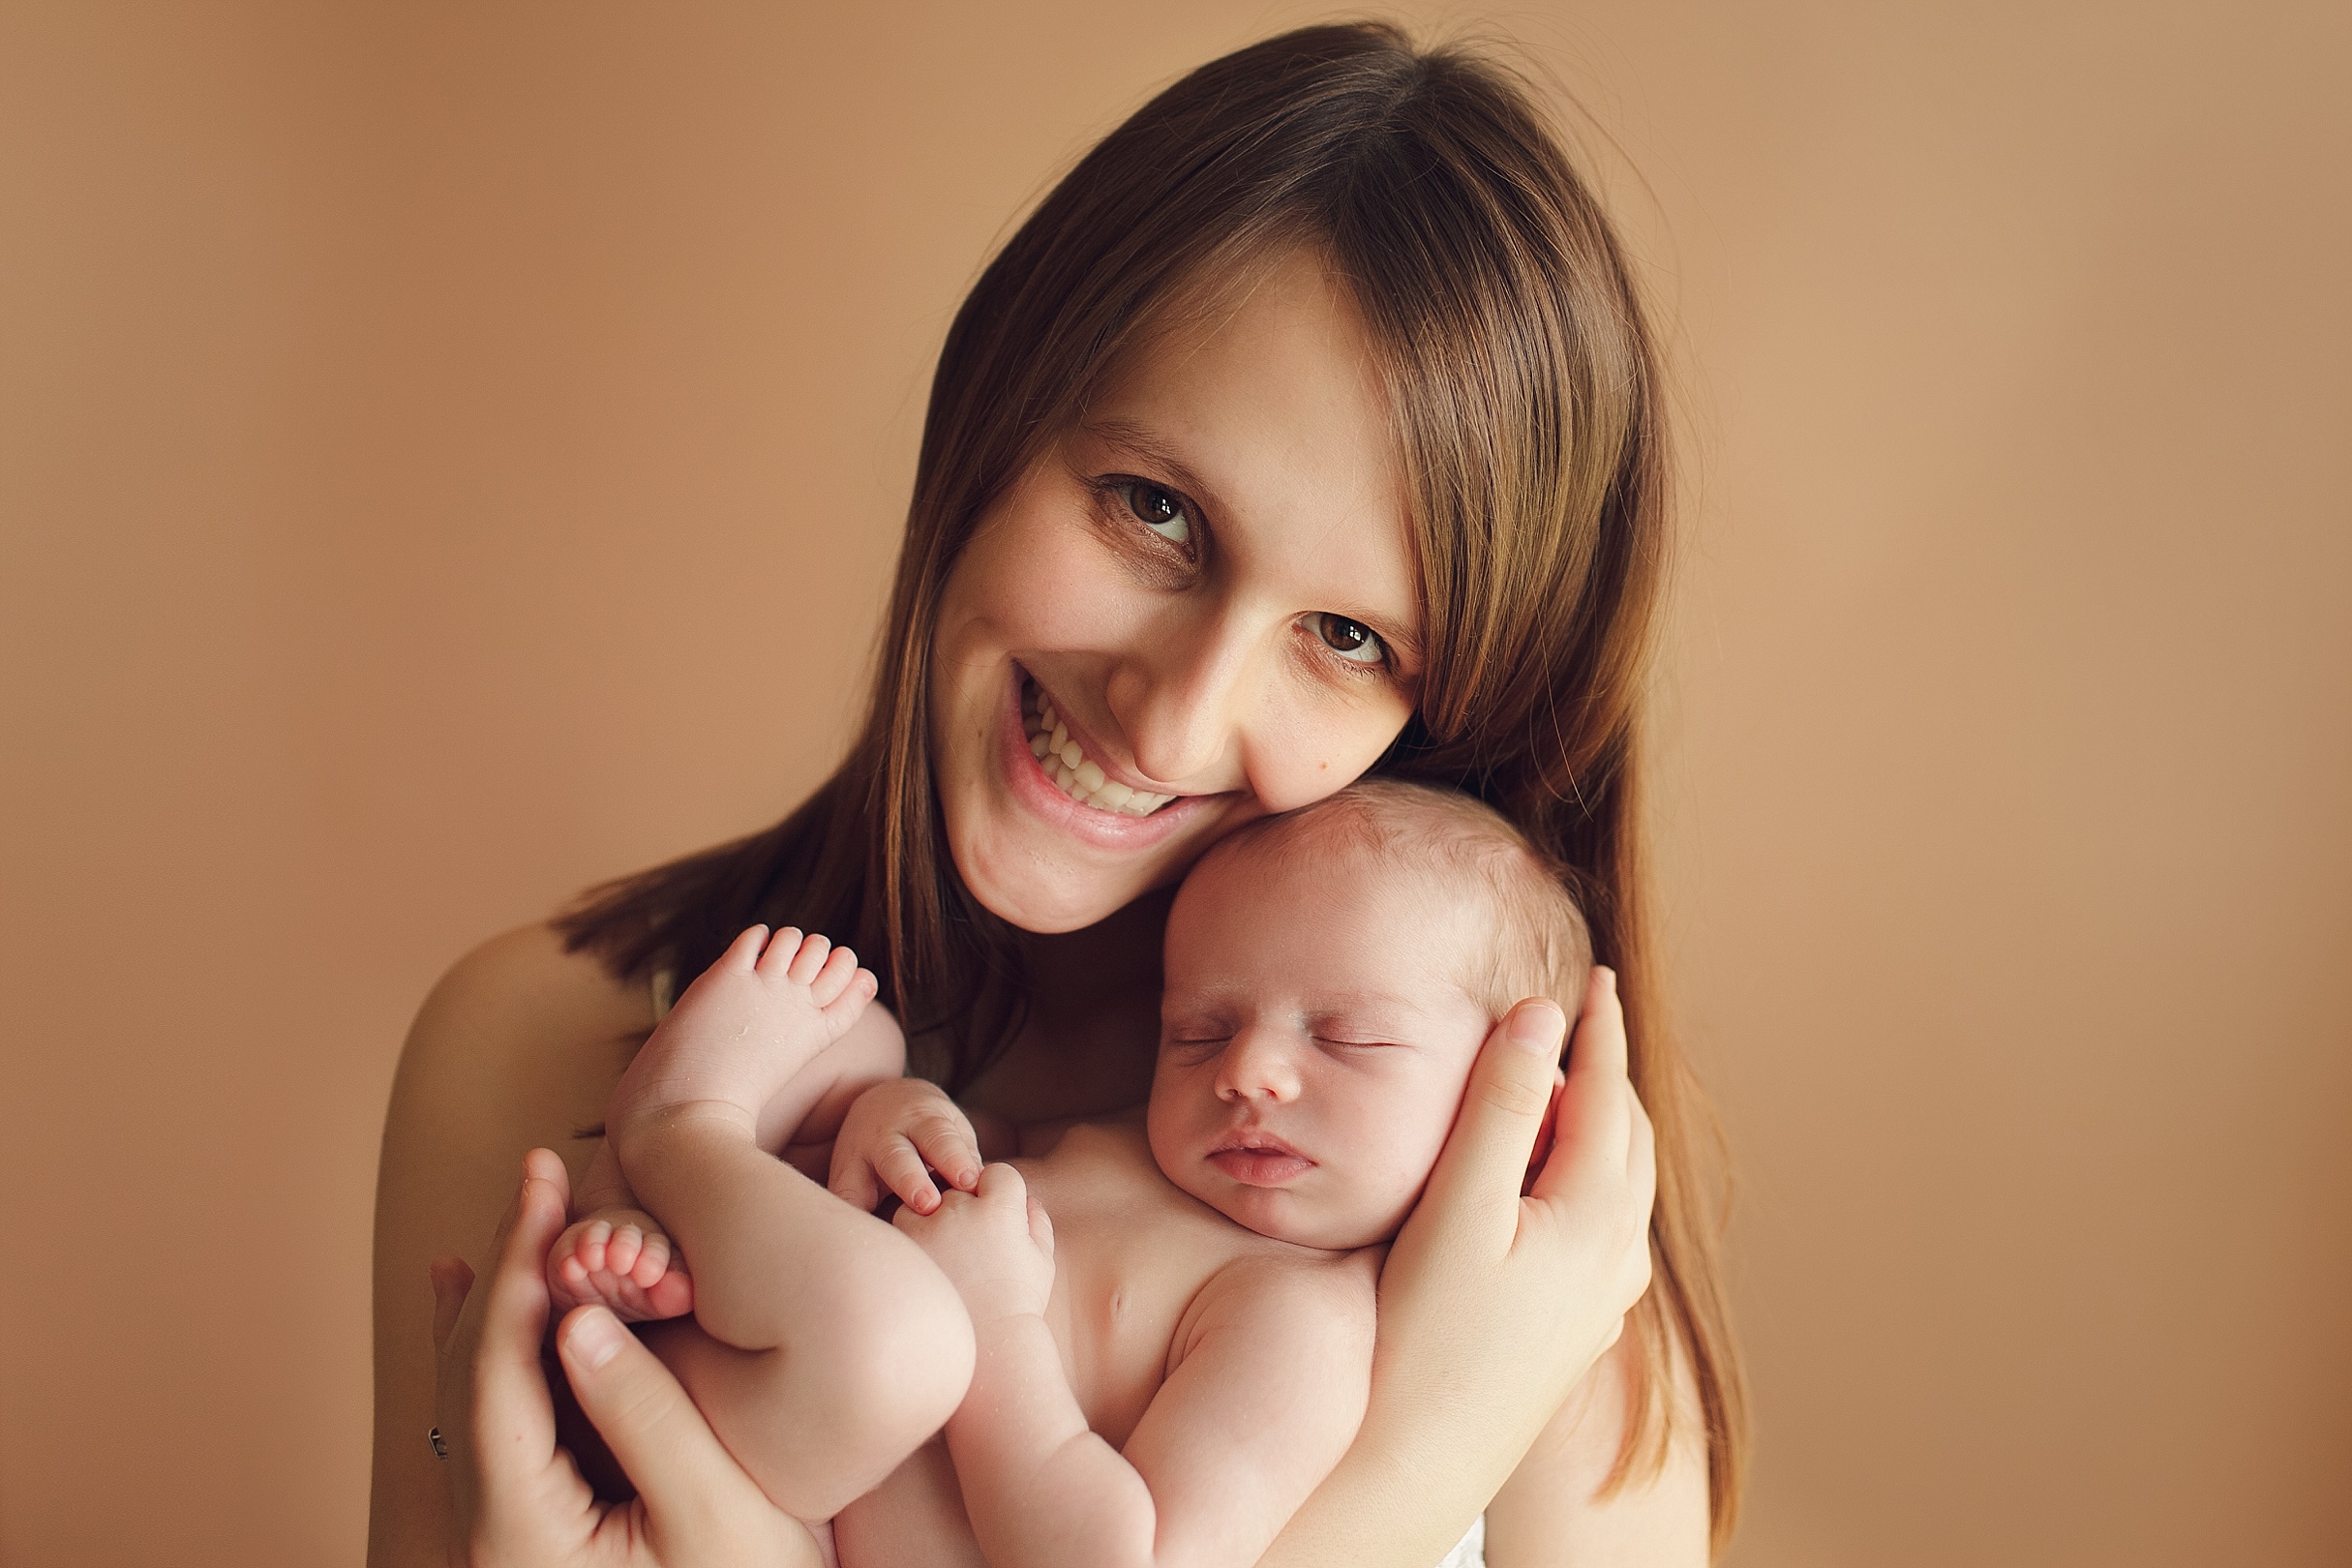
[{"xmin": 1146, "ymin": 780, "xmax": 1591, "ymax": 1251}]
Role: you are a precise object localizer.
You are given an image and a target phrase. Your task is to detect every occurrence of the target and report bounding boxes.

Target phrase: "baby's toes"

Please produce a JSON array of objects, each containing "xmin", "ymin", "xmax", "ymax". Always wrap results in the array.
[
  {"xmin": 815, "ymin": 963, "xmax": 877, "ymax": 1028},
  {"xmin": 547, "ymin": 1260, "xmax": 590, "ymax": 1314},
  {"xmin": 752, "ymin": 926, "xmax": 804, "ymax": 976},
  {"xmin": 642, "ymin": 1267, "xmax": 694, "ymax": 1318},
  {"xmin": 604, "ymin": 1224, "xmax": 645, "ymax": 1278},
  {"xmin": 806, "ymin": 944, "xmax": 859, "ymax": 1008},
  {"xmin": 782, "ymin": 932, "xmax": 832, "ymax": 986},
  {"xmin": 625, "ymin": 1232, "xmax": 674, "ymax": 1289},
  {"xmin": 574, "ymin": 1219, "xmax": 614, "ymax": 1276}
]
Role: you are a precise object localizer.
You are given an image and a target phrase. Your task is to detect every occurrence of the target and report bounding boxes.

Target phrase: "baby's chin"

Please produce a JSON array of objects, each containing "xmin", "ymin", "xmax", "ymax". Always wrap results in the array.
[{"xmin": 1190, "ymin": 1176, "xmax": 1405, "ymax": 1253}]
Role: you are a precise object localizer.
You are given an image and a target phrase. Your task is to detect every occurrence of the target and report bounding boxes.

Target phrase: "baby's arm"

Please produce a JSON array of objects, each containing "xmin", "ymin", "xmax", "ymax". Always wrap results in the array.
[{"xmin": 899, "ymin": 1165, "xmax": 1376, "ymax": 1568}]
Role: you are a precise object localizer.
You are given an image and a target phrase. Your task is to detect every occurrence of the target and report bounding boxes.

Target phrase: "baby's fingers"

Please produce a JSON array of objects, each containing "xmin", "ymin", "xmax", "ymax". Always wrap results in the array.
[
  {"xmin": 829, "ymin": 1155, "xmax": 884, "ymax": 1214},
  {"xmin": 907, "ymin": 1111, "xmax": 982, "ymax": 1192},
  {"xmin": 874, "ymin": 1134, "xmax": 945, "ymax": 1213}
]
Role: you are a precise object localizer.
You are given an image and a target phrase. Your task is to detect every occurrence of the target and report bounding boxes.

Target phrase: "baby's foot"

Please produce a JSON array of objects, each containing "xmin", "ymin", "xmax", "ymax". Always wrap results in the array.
[
  {"xmin": 547, "ymin": 1206, "xmax": 695, "ymax": 1321},
  {"xmin": 609, "ymin": 924, "xmax": 877, "ymax": 1142}
]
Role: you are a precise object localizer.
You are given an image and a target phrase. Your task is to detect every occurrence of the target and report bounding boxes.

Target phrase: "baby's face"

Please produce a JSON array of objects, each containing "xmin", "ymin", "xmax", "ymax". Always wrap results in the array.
[{"xmin": 1145, "ymin": 841, "xmax": 1494, "ymax": 1251}]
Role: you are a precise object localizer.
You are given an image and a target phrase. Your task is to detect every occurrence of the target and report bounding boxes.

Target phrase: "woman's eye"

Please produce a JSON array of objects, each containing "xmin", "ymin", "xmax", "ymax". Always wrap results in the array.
[
  {"xmin": 1305, "ymin": 612, "xmax": 1386, "ymax": 667},
  {"xmin": 1118, "ymin": 481, "xmax": 1192, "ymax": 546}
]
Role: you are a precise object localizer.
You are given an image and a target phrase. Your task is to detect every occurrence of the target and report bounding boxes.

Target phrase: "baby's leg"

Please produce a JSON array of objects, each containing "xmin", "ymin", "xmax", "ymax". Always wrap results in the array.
[{"xmin": 611, "ymin": 926, "xmax": 977, "ymax": 1521}]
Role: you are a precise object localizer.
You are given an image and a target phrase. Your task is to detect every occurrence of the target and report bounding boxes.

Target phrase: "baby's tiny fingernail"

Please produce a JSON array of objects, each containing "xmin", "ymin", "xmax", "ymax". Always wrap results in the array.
[{"xmin": 567, "ymin": 1307, "xmax": 626, "ymax": 1370}]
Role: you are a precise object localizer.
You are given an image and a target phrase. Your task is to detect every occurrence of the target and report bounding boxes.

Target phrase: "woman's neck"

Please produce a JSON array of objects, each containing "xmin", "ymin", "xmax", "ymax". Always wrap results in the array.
[{"xmin": 958, "ymin": 886, "xmax": 1175, "ymax": 1124}]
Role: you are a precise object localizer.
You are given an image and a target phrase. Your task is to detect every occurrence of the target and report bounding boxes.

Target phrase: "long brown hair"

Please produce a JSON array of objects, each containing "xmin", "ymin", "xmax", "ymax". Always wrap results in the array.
[{"xmin": 558, "ymin": 20, "xmax": 1745, "ymax": 1547}]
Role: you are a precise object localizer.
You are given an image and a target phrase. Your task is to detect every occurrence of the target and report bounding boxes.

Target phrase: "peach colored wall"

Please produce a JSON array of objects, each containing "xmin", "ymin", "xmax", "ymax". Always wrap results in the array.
[{"xmin": 3, "ymin": 3, "xmax": 2345, "ymax": 1564}]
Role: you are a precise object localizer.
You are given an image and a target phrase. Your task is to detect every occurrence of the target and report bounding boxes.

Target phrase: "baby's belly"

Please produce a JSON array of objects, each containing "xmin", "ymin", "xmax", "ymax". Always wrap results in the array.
[{"xmin": 832, "ymin": 1434, "xmax": 984, "ymax": 1568}]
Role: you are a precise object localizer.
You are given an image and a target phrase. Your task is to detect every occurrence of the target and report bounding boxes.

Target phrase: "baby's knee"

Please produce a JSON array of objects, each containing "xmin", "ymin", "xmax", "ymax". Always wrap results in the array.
[{"xmin": 803, "ymin": 1260, "xmax": 975, "ymax": 1454}]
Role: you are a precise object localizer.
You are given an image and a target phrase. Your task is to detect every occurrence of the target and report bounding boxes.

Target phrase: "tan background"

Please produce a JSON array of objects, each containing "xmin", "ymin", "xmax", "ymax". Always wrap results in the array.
[{"xmin": 3, "ymin": 2, "xmax": 2346, "ymax": 1563}]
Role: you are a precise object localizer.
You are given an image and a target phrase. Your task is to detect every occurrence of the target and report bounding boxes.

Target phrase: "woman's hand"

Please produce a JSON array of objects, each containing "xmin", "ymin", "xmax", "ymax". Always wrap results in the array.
[
  {"xmin": 1260, "ymin": 967, "xmax": 1657, "ymax": 1568},
  {"xmin": 431, "ymin": 1147, "xmax": 823, "ymax": 1568}
]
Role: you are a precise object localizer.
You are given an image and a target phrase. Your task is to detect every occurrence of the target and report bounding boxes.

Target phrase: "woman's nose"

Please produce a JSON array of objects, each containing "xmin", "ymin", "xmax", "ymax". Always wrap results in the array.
[
  {"xmin": 1215, "ymin": 1026, "xmax": 1302, "ymax": 1103},
  {"xmin": 1104, "ymin": 599, "xmax": 1261, "ymax": 788}
]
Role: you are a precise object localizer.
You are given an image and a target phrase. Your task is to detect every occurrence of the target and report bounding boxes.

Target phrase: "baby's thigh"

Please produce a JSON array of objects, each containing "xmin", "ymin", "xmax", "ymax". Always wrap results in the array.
[
  {"xmin": 640, "ymin": 1312, "xmax": 951, "ymax": 1523},
  {"xmin": 641, "ymin": 1317, "xmax": 830, "ymax": 1515},
  {"xmin": 833, "ymin": 1436, "xmax": 988, "ymax": 1568}
]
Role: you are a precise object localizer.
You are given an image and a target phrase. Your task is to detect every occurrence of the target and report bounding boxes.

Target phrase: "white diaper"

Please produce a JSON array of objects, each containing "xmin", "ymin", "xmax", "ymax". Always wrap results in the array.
[{"xmin": 1433, "ymin": 1513, "xmax": 1486, "ymax": 1568}]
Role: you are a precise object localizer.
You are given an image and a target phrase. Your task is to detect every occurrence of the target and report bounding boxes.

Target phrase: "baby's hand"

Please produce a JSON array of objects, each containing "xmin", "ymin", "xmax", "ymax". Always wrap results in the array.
[
  {"xmin": 893, "ymin": 1163, "xmax": 1054, "ymax": 1326},
  {"xmin": 829, "ymin": 1076, "xmax": 983, "ymax": 1216},
  {"xmin": 545, "ymin": 1206, "xmax": 693, "ymax": 1322}
]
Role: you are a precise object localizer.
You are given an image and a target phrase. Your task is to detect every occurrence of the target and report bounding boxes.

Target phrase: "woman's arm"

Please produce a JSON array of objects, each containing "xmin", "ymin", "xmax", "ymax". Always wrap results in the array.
[
  {"xmin": 1256, "ymin": 972, "xmax": 1678, "ymax": 1568},
  {"xmin": 372, "ymin": 923, "xmax": 646, "ymax": 1567},
  {"xmin": 1481, "ymin": 1333, "xmax": 1710, "ymax": 1567}
]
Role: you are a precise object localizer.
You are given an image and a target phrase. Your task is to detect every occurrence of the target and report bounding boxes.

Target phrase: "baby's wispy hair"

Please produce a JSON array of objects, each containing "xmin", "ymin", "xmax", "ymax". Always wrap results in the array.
[{"xmin": 1195, "ymin": 778, "xmax": 1593, "ymax": 1034}]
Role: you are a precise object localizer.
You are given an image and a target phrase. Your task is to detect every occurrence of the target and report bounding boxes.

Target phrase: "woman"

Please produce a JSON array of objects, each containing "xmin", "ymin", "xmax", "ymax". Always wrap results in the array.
[{"xmin": 373, "ymin": 22, "xmax": 1745, "ymax": 1567}]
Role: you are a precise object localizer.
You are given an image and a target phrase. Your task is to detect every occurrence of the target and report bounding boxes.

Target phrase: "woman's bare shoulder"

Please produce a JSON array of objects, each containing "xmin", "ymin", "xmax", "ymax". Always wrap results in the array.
[
  {"xmin": 406, "ymin": 920, "xmax": 651, "ymax": 1074},
  {"xmin": 381, "ymin": 920, "xmax": 651, "ymax": 1260}
]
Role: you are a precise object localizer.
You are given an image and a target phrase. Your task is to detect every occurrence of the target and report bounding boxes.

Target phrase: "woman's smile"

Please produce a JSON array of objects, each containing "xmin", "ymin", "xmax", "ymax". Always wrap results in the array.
[
  {"xmin": 991, "ymin": 661, "xmax": 1215, "ymax": 853},
  {"xmin": 1021, "ymin": 670, "xmax": 1182, "ymax": 816}
]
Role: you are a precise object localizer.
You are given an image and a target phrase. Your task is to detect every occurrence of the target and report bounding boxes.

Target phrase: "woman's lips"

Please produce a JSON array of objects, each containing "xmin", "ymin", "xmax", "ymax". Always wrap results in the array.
[
  {"xmin": 1022, "ymin": 676, "xmax": 1177, "ymax": 814},
  {"xmin": 996, "ymin": 664, "xmax": 1212, "ymax": 851},
  {"xmin": 1207, "ymin": 1134, "xmax": 1315, "ymax": 1187}
]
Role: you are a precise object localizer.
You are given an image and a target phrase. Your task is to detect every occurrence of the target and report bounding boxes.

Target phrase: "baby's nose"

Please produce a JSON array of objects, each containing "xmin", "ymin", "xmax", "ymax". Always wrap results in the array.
[{"xmin": 1214, "ymin": 1027, "xmax": 1302, "ymax": 1101}]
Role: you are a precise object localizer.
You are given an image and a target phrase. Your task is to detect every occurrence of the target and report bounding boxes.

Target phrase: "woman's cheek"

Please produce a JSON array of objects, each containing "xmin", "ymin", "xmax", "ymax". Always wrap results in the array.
[{"xmin": 1250, "ymin": 702, "xmax": 1412, "ymax": 813}]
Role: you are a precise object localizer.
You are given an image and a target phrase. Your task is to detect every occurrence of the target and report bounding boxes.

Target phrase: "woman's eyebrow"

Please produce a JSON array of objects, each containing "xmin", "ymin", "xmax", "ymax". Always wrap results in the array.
[{"xmin": 1078, "ymin": 417, "xmax": 1222, "ymax": 513}]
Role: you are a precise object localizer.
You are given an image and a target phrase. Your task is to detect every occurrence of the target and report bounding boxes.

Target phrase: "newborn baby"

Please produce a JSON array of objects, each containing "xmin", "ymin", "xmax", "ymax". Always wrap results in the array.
[{"xmin": 551, "ymin": 779, "xmax": 1591, "ymax": 1568}]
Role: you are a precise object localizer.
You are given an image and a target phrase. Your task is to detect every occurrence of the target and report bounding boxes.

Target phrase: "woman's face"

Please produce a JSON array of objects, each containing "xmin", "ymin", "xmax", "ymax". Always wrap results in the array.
[{"xmin": 930, "ymin": 251, "xmax": 1421, "ymax": 933}]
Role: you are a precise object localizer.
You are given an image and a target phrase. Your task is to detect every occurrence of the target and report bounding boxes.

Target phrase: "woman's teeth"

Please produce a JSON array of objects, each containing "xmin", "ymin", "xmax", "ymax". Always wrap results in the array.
[{"xmin": 1024, "ymin": 686, "xmax": 1174, "ymax": 816}]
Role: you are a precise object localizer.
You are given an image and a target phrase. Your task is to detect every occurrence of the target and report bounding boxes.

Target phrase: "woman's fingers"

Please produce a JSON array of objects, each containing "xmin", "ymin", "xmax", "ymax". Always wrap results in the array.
[
  {"xmin": 558, "ymin": 1307, "xmax": 825, "ymax": 1567},
  {"xmin": 437, "ymin": 1149, "xmax": 583, "ymax": 1549},
  {"xmin": 1530, "ymin": 968, "xmax": 1636, "ymax": 1204},
  {"xmin": 1566, "ymin": 966, "xmax": 1627, "ymax": 1077},
  {"xmin": 471, "ymin": 1151, "xmax": 573, "ymax": 1446},
  {"xmin": 1413, "ymin": 998, "xmax": 1571, "ymax": 1251}
]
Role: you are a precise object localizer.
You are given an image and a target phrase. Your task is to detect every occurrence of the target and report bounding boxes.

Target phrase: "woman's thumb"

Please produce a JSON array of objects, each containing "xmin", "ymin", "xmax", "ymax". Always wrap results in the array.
[
  {"xmin": 1418, "ymin": 999, "xmax": 1569, "ymax": 1240},
  {"xmin": 556, "ymin": 1308, "xmax": 775, "ymax": 1546}
]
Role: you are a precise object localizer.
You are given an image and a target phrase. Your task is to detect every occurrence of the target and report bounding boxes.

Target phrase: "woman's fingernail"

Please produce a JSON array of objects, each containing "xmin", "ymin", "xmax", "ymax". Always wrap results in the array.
[
  {"xmin": 567, "ymin": 1307, "xmax": 626, "ymax": 1370},
  {"xmin": 1507, "ymin": 1001, "xmax": 1567, "ymax": 1050}
]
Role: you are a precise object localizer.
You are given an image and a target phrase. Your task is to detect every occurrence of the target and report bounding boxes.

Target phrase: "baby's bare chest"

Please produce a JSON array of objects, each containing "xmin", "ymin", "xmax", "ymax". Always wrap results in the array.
[
  {"xmin": 833, "ymin": 1124, "xmax": 1283, "ymax": 1564},
  {"xmin": 1016, "ymin": 1122, "xmax": 1279, "ymax": 1447}
]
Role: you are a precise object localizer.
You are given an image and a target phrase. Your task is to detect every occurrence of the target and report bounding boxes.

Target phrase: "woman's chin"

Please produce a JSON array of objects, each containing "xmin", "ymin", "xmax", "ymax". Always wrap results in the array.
[{"xmin": 953, "ymin": 826, "xmax": 1161, "ymax": 934}]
